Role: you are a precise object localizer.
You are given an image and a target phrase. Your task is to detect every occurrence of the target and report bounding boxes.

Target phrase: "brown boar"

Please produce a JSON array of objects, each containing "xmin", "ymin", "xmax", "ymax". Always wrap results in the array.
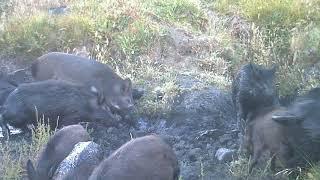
[
  {"xmin": 31, "ymin": 52, "xmax": 134, "ymax": 122},
  {"xmin": 245, "ymin": 106, "xmax": 295, "ymax": 172},
  {"xmin": 272, "ymin": 87, "xmax": 320, "ymax": 166},
  {"xmin": 26, "ymin": 124, "xmax": 91, "ymax": 180},
  {"xmin": 89, "ymin": 135, "xmax": 180, "ymax": 180}
]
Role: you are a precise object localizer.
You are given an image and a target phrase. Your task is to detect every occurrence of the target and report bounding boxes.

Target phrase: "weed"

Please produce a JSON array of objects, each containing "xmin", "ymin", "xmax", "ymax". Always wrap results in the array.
[{"xmin": 0, "ymin": 116, "xmax": 52, "ymax": 179}]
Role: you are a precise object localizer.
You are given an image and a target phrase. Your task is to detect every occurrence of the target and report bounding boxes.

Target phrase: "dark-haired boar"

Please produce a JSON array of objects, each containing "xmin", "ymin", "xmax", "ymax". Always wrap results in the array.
[
  {"xmin": 273, "ymin": 87, "xmax": 320, "ymax": 141},
  {"xmin": 245, "ymin": 106, "xmax": 295, "ymax": 172},
  {"xmin": 27, "ymin": 124, "xmax": 91, "ymax": 180},
  {"xmin": 89, "ymin": 135, "xmax": 180, "ymax": 180},
  {"xmin": 31, "ymin": 52, "xmax": 134, "ymax": 122},
  {"xmin": 272, "ymin": 87, "xmax": 320, "ymax": 165},
  {"xmin": 232, "ymin": 63, "xmax": 279, "ymax": 133},
  {"xmin": 0, "ymin": 80, "xmax": 116, "ymax": 139},
  {"xmin": 232, "ymin": 63, "xmax": 279, "ymax": 154}
]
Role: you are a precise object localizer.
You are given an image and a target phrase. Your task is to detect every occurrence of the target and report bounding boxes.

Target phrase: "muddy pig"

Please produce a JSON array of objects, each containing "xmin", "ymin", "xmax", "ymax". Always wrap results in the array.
[
  {"xmin": 0, "ymin": 80, "xmax": 116, "ymax": 140},
  {"xmin": 31, "ymin": 52, "xmax": 134, "ymax": 122},
  {"xmin": 245, "ymin": 106, "xmax": 295, "ymax": 172},
  {"xmin": 27, "ymin": 124, "xmax": 91, "ymax": 180},
  {"xmin": 89, "ymin": 135, "xmax": 180, "ymax": 180}
]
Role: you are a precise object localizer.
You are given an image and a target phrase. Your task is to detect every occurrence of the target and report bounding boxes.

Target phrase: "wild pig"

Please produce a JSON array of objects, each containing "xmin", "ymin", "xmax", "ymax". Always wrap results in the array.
[
  {"xmin": 31, "ymin": 52, "xmax": 134, "ymax": 121},
  {"xmin": 26, "ymin": 124, "xmax": 91, "ymax": 180},
  {"xmin": 0, "ymin": 80, "xmax": 116, "ymax": 139},
  {"xmin": 245, "ymin": 106, "xmax": 295, "ymax": 172},
  {"xmin": 272, "ymin": 87, "xmax": 320, "ymax": 141},
  {"xmin": 232, "ymin": 63, "xmax": 278, "ymax": 154},
  {"xmin": 89, "ymin": 135, "xmax": 180, "ymax": 180},
  {"xmin": 232, "ymin": 63, "xmax": 278, "ymax": 133},
  {"xmin": 272, "ymin": 87, "xmax": 320, "ymax": 165}
]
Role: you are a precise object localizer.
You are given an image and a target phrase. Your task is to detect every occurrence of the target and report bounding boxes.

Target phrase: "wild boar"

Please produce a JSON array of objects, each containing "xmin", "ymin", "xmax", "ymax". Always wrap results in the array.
[
  {"xmin": 232, "ymin": 63, "xmax": 279, "ymax": 134},
  {"xmin": 0, "ymin": 80, "xmax": 116, "ymax": 139},
  {"xmin": 272, "ymin": 87, "xmax": 320, "ymax": 165},
  {"xmin": 89, "ymin": 135, "xmax": 180, "ymax": 180},
  {"xmin": 245, "ymin": 106, "xmax": 295, "ymax": 172},
  {"xmin": 232, "ymin": 63, "xmax": 279, "ymax": 154},
  {"xmin": 31, "ymin": 52, "xmax": 134, "ymax": 121},
  {"xmin": 26, "ymin": 124, "xmax": 91, "ymax": 180},
  {"xmin": 272, "ymin": 87, "xmax": 320, "ymax": 141}
]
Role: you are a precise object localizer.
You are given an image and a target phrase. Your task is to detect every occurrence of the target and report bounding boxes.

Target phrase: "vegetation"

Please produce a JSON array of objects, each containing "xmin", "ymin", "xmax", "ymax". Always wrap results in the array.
[
  {"xmin": 0, "ymin": 0, "xmax": 319, "ymax": 179},
  {"xmin": 213, "ymin": 0, "xmax": 320, "ymax": 96},
  {"xmin": 0, "ymin": 118, "xmax": 52, "ymax": 179}
]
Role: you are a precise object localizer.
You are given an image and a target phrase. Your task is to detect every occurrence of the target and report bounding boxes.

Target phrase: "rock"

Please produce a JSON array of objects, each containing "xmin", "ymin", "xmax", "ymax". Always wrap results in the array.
[
  {"xmin": 53, "ymin": 141, "xmax": 103, "ymax": 180},
  {"xmin": 188, "ymin": 148, "xmax": 201, "ymax": 162},
  {"xmin": 173, "ymin": 87, "xmax": 236, "ymax": 125},
  {"xmin": 215, "ymin": 148, "xmax": 236, "ymax": 162}
]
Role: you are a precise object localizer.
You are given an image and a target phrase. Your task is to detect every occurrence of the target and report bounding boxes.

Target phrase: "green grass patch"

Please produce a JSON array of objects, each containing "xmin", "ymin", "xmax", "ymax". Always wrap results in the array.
[
  {"xmin": 212, "ymin": 0, "xmax": 320, "ymax": 96},
  {"xmin": 144, "ymin": 0, "xmax": 207, "ymax": 32},
  {"xmin": 0, "ymin": 0, "xmax": 158, "ymax": 62},
  {"xmin": 135, "ymin": 67, "xmax": 182, "ymax": 118},
  {"xmin": 0, "ymin": 14, "xmax": 92, "ymax": 58},
  {"xmin": 305, "ymin": 163, "xmax": 320, "ymax": 180},
  {"xmin": 0, "ymin": 120, "xmax": 52, "ymax": 179}
]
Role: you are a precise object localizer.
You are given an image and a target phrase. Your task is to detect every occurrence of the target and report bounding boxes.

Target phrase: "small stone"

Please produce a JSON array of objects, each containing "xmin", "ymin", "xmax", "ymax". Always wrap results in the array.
[
  {"xmin": 215, "ymin": 148, "xmax": 236, "ymax": 162},
  {"xmin": 188, "ymin": 148, "xmax": 201, "ymax": 162}
]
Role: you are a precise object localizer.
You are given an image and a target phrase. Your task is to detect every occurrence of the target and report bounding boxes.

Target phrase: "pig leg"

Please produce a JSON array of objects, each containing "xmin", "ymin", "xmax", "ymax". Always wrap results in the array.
[
  {"xmin": 243, "ymin": 124, "xmax": 253, "ymax": 157},
  {"xmin": 236, "ymin": 98, "xmax": 247, "ymax": 134},
  {"xmin": 249, "ymin": 140, "xmax": 264, "ymax": 173},
  {"xmin": 237, "ymin": 102, "xmax": 248, "ymax": 155},
  {"xmin": 0, "ymin": 114, "xmax": 10, "ymax": 140},
  {"xmin": 277, "ymin": 143, "xmax": 293, "ymax": 169}
]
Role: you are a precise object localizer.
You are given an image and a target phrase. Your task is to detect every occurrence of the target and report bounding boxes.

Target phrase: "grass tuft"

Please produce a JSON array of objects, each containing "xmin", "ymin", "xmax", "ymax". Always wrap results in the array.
[{"xmin": 0, "ymin": 117, "xmax": 53, "ymax": 179}]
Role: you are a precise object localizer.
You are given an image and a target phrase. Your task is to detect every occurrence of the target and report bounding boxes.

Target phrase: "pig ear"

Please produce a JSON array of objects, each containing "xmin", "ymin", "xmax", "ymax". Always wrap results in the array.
[
  {"xmin": 122, "ymin": 78, "xmax": 132, "ymax": 93},
  {"xmin": 272, "ymin": 112, "xmax": 303, "ymax": 125},
  {"xmin": 27, "ymin": 159, "xmax": 37, "ymax": 180}
]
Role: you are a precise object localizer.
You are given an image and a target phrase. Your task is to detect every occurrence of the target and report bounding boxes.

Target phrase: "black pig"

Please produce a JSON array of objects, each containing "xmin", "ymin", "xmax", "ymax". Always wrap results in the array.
[{"xmin": 0, "ymin": 80, "xmax": 116, "ymax": 139}]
